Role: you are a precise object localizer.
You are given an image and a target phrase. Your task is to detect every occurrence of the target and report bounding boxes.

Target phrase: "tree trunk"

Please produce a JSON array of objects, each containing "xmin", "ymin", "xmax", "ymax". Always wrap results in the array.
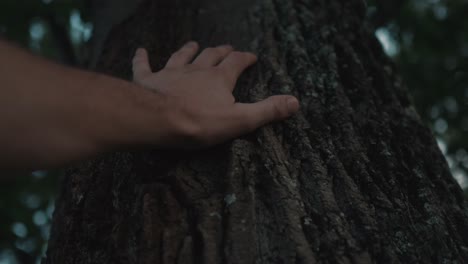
[{"xmin": 44, "ymin": 0, "xmax": 468, "ymax": 263}]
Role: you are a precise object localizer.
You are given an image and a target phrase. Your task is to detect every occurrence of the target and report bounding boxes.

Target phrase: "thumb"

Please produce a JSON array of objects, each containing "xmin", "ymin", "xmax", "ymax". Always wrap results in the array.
[{"xmin": 235, "ymin": 95, "xmax": 300, "ymax": 131}]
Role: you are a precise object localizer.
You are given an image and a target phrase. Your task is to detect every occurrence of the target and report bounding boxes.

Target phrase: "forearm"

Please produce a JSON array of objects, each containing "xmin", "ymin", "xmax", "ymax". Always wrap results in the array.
[{"xmin": 0, "ymin": 40, "xmax": 171, "ymax": 170}]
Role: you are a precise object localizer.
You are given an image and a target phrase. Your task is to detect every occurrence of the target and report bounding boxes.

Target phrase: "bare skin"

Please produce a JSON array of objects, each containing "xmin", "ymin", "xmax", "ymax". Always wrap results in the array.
[{"xmin": 0, "ymin": 40, "xmax": 299, "ymax": 171}]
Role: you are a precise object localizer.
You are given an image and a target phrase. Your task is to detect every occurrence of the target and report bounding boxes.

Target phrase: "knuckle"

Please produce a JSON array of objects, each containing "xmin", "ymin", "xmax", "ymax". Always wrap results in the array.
[
  {"xmin": 216, "ymin": 68, "xmax": 232, "ymax": 83},
  {"xmin": 244, "ymin": 118, "xmax": 257, "ymax": 132},
  {"xmin": 235, "ymin": 108, "xmax": 256, "ymax": 132},
  {"xmin": 214, "ymin": 66, "xmax": 226, "ymax": 74},
  {"xmin": 273, "ymin": 102, "xmax": 288, "ymax": 118},
  {"xmin": 208, "ymin": 47, "xmax": 222, "ymax": 57}
]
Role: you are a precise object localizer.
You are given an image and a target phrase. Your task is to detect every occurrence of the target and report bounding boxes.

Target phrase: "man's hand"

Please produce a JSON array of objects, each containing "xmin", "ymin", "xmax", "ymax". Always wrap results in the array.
[
  {"xmin": 0, "ymin": 40, "xmax": 299, "ymax": 170},
  {"xmin": 132, "ymin": 42, "xmax": 300, "ymax": 148}
]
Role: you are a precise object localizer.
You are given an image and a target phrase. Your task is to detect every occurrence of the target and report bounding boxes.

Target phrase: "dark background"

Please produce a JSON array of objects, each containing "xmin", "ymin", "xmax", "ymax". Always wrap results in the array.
[{"xmin": 0, "ymin": 0, "xmax": 466, "ymax": 263}]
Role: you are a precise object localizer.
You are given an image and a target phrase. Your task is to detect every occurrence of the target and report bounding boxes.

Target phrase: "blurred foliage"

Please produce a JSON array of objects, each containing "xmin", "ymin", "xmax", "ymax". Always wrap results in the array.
[
  {"xmin": 0, "ymin": 171, "xmax": 60, "ymax": 264},
  {"xmin": 369, "ymin": 0, "xmax": 468, "ymax": 188},
  {"xmin": 0, "ymin": 0, "xmax": 467, "ymax": 263},
  {"xmin": 0, "ymin": 0, "xmax": 92, "ymax": 65},
  {"xmin": 0, "ymin": 1, "xmax": 91, "ymax": 263}
]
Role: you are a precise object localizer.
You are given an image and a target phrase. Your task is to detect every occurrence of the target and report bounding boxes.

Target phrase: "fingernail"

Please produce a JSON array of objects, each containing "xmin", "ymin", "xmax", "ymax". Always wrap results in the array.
[
  {"xmin": 136, "ymin": 48, "xmax": 145, "ymax": 55},
  {"xmin": 185, "ymin": 41, "xmax": 197, "ymax": 48},
  {"xmin": 286, "ymin": 97, "xmax": 300, "ymax": 114},
  {"xmin": 220, "ymin": 44, "xmax": 233, "ymax": 50},
  {"xmin": 250, "ymin": 53, "xmax": 258, "ymax": 61}
]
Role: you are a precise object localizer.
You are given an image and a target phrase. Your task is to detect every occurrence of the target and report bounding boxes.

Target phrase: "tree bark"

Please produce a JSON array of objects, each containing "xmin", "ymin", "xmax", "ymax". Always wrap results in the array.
[{"xmin": 44, "ymin": 0, "xmax": 468, "ymax": 263}]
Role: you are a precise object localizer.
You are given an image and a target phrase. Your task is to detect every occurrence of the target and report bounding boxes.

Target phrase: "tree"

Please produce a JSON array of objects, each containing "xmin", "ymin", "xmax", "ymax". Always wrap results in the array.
[{"xmin": 43, "ymin": 0, "xmax": 468, "ymax": 263}]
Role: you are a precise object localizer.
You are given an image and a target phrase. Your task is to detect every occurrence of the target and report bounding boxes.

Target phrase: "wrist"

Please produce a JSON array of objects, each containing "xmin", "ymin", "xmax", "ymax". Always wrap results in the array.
[
  {"xmin": 90, "ymin": 81, "xmax": 172, "ymax": 150},
  {"xmin": 144, "ymin": 95, "xmax": 202, "ymax": 149}
]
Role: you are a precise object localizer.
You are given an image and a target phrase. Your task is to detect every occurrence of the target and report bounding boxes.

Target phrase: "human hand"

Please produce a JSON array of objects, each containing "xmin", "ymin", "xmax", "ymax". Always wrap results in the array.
[{"xmin": 132, "ymin": 41, "xmax": 299, "ymax": 148}]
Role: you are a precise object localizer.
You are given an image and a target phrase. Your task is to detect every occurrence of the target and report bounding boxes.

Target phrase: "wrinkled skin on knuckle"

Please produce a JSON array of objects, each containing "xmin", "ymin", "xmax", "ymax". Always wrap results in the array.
[
  {"xmin": 214, "ymin": 68, "xmax": 232, "ymax": 85},
  {"xmin": 236, "ymin": 110, "xmax": 256, "ymax": 133},
  {"xmin": 273, "ymin": 101, "xmax": 288, "ymax": 119}
]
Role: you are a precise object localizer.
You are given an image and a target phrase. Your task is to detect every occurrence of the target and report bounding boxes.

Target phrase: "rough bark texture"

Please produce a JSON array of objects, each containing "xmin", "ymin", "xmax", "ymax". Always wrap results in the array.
[{"xmin": 44, "ymin": 0, "xmax": 468, "ymax": 263}]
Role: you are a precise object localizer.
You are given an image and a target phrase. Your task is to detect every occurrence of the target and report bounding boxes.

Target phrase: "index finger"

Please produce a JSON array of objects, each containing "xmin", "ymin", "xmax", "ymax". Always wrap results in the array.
[{"xmin": 132, "ymin": 48, "xmax": 152, "ymax": 80}]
